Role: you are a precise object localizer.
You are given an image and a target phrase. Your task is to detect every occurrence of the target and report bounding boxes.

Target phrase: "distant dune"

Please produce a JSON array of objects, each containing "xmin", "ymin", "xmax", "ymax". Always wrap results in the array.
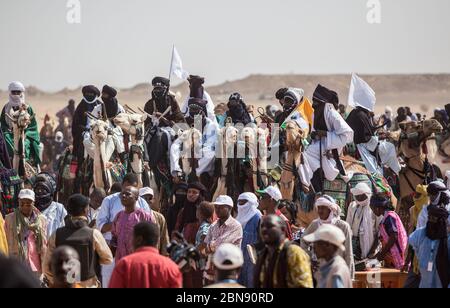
[{"xmin": 1, "ymin": 74, "xmax": 449, "ymax": 127}]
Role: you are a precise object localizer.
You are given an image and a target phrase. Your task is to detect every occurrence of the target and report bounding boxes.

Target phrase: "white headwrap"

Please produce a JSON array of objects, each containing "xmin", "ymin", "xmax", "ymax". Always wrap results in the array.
[
  {"xmin": 315, "ymin": 195, "xmax": 341, "ymax": 225},
  {"xmin": 236, "ymin": 192, "xmax": 261, "ymax": 228},
  {"xmin": 8, "ymin": 81, "xmax": 25, "ymax": 108},
  {"xmin": 351, "ymin": 183, "xmax": 372, "ymax": 207}
]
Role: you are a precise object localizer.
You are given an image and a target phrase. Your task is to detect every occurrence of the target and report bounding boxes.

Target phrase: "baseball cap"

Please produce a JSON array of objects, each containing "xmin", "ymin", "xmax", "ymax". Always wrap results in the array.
[
  {"xmin": 213, "ymin": 195, "xmax": 234, "ymax": 208},
  {"xmin": 213, "ymin": 243, "xmax": 244, "ymax": 270},
  {"xmin": 256, "ymin": 186, "xmax": 282, "ymax": 202},
  {"xmin": 139, "ymin": 187, "xmax": 154, "ymax": 197},
  {"xmin": 303, "ymin": 224, "xmax": 346, "ymax": 251},
  {"xmin": 18, "ymin": 189, "xmax": 35, "ymax": 202}
]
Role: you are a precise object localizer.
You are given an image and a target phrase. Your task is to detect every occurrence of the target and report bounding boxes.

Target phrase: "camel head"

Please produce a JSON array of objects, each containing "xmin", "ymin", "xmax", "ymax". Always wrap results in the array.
[
  {"xmin": 422, "ymin": 118, "xmax": 443, "ymax": 137},
  {"xmin": 113, "ymin": 112, "xmax": 147, "ymax": 136},
  {"xmin": 89, "ymin": 119, "xmax": 110, "ymax": 143},
  {"xmin": 285, "ymin": 121, "xmax": 306, "ymax": 148},
  {"xmin": 8, "ymin": 104, "xmax": 32, "ymax": 130}
]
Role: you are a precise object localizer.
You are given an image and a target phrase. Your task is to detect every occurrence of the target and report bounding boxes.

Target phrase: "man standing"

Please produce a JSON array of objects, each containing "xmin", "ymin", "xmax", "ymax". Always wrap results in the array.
[
  {"xmin": 255, "ymin": 215, "xmax": 313, "ymax": 288},
  {"xmin": 88, "ymin": 188, "xmax": 106, "ymax": 227},
  {"xmin": 44, "ymin": 194, "xmax": 113, "ymax": 288},
  {"xmin": 205, "ymin": 243, "xmax": 245, "ymax": 288},
  {"xmin": 301, "ymin": 84, "xmax": 354, "ymax": 190},
  {"xmin": 96, "ymin": 173, "xmax": 152, "ymax": 286},
  {"xmin": 5, "ymin": 189, "xmax": 47, "ymax": 275},
  {"xmin": 200, "ymin": 195, "xmax": 243, "ymax": 285},
  {"xmin": 257, "ymin": 186, "xmax": 293, "ymax": 240},
  {"xmin": 1, "ymin": 82, "xmax": 41, "ymax": 167},
  {"xmin": 33, "ymin": 173, "xmax": 67, "ymax": 239},
  {"xmin": 408, "ymin": 206, "xmax": 450, "ymax": 288},
  {"xmin": 346, "ymin": 183, "xmax": 377, "ymax": 261},
  {"xmin": 109, "ymin": 222, "xmax": 182, "ymax": 288},
  {"xmin": 111, "ymin": 186, "xmax": 153, "ymax": 261},
  {"xmin": 303, "ymin": 224, "xmax": 353, "ymax": 288},
  {"xmin": 139, "ymin": 187, "xmax": 170, "ymax": 255}
]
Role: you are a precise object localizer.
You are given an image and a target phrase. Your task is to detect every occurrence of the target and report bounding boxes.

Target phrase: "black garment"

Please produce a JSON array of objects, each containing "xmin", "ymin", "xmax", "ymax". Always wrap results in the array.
[
  {"xmin": 188, "ymin": 75, "xmax": 205, "ymax": 99},
  {"xmin": 144, "ymin": 94, "xmax": 184, "ymax": 128},
  {"xmin": 72, "ymin": 99, "xmax": 101, "ymax": 160},
  {"xmin": 346, "ymin": 107, "xmax": 376, "ymax": 144},
  {"xmin": 313, "ymin": 84, "xmax": 339, "ymax": 109},
  {"xmin": 225, "ymin": 105, "xmax": 252, "ymax": 126},
  {"xmin": 313, "ymin": 103, "xmax": 328, "ymax": 132},
  {"xmin": 103, "ymin": 97, "xmax": 120, "ymax": 119},
  {"xmin": 55, "ymin": 218, "xmax": 98, "ymax": 282},
  {"xmin": 101, "ymin": 85, "xmax": 117, "ymax": 98},
  {"xmin": 0, "ymin": 128, "xmax": 12, "ymax": 169}
]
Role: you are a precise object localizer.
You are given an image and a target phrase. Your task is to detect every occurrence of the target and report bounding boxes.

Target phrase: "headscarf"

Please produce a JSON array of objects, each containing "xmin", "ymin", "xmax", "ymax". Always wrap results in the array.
[
  {"xmin": 315, "ymin": 195, "xmax": 341, "ymax": 225},
  {"xmin": 7, "ymin": 82, "xmax": 25, "ymax": 108},
  {"xmin": 411, "ymin": 184, "xmax": 429, "ymax": 229},
  {"xmin": 33, "ymin": 173, "xmax": 57, "ymax": 211},
  {"xmin": 426, "ymin": 206, "xmax": 449, "ymax": 288},
  {"xmin": 236, "ymin": 193, "xmax": 261, "ymax": 228},
  {"xmin": 427, "ymin": 181, "xmax": 450, "ymax": 207},
  {"xmin": 349, "ymin": 183, "xmax": 374, "ymax": 258},
  {"xmin": 180, "ymin": 182, "xmax": 206, "ymax": 227}
]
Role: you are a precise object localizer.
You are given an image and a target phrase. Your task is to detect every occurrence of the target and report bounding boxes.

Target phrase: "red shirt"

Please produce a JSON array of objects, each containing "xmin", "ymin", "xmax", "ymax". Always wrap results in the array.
[{"xmin": 109, "ymin": 247, "xmax": 182, "ymax": 288}]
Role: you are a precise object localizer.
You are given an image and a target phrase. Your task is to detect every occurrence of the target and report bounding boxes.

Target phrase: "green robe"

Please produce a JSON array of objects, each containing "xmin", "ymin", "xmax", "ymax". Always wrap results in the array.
[{"xmin": 0, "ymin": 105, "xmax": 41, "ymax": 166}]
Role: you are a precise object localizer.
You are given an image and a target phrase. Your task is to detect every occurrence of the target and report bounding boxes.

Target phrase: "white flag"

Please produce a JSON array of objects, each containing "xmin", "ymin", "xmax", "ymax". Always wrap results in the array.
[
  {"xmin": 348, "ymin": 73, "xmax": 376, "ymax": 112},
  {"xmin": 170, "ymin": 46, "xmax": 189, "ymax": 80}
]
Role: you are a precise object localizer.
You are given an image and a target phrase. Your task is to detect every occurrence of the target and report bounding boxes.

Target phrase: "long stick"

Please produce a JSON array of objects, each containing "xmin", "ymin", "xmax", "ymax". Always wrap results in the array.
[{"xmin": 168, "ymin": 44, "xmax": 174, "ymax": 84}]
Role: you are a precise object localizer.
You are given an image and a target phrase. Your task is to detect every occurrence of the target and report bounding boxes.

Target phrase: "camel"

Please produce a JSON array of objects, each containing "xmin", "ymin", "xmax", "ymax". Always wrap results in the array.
[
  {"xmin": 39, "ymin": 114, "xmax": 55, "ymax": 172},
  {"xmin": 84, "ymin": 116, "xmax": 117, "ymax": 191},
  {"xmin": 396, "ymin": 119, "xmax": 443, "ymax": 229},
  {"xmin": 212, "ymin": 125, "xmax": 239, "ymax": 201},
  {"xmin": 6, "ymin": 104, "xmax": 37, "ymax": 180},
  {"xmin": 175, "ymin": 126, "xmax": 203, "ymax": 183},
  {"xmin": 113, "ymin": 110, "xmax": 148, "ymax": 188},
  {"xmin": 242, "ymin": 125, "xmax": 270, "ymax": 190}
]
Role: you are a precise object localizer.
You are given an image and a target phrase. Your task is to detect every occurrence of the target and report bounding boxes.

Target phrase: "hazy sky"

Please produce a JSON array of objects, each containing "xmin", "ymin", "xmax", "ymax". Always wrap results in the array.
[{"xmin": 1, "ymin": 0, "xmax": 450, "ymax": 91}]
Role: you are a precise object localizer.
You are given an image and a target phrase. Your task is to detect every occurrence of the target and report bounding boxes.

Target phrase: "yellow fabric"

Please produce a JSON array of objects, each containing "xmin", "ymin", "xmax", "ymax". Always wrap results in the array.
[
  {"xmin": 297, "ymin": 97, "xmax": 314, "ymax": 128},
  {"xmin": 410, "ymin": 184, "xmax": 429, "ymax": 229},
  {"xmin": 0, "ymin": 214, "xmax": 8, "ymax": 255}
]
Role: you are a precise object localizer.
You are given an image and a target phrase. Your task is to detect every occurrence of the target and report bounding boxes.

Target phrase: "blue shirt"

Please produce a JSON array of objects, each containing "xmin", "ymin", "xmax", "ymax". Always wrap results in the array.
[
  {"xmin": 42, "ymin": 202, "xmax": 67, "ymax": 239},
  {"xmin": 96, "ymin": 193, "xmax": 151, "ymax": 241},
  {"xmin": 409, "ymin": 228, "xmax": 450, "ymax": 288}
]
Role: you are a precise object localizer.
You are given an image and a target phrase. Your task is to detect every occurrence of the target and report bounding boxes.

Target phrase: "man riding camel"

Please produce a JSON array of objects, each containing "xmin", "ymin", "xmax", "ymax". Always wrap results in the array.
[
  {"xmin": 346, "ymin": 74, "xmax": 401, "ymax": 176},
  {"xmin": 180, "ymin": 75, "xmax": 217, "ymax": 124},
  {"xmin": 0, "ymin": 81, "xmax": 41, "ymax": 168},
  {"xmin": 301, "ymin": 84, "xmax": 354, "ymax": 192},
  {"xmin": 223, "ymin": 93, "xmax": 254, "ymax": 127},
  {"xmin": 170, "ymin": 97, "xmax": 219, "ymax": 193}
]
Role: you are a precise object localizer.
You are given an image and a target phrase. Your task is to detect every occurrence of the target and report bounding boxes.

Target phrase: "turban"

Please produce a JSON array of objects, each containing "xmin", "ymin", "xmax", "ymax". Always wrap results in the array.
[
  {"xmin": 313, "ymin": 84, "xmax": 339, "ymax": 108},
  {"xmin": 188, "ymin": 182, "xmax": 207, "ymax": 194},
  {"xmin": 284, "ymin": 88, "xmax": 304, "ymax": 105},
  {"xmin": 351, "ymin": 182, "xmax": 372, "ymax": 196},
  {"xmin": 275, "ymin": 88, "xmax": 289, "ymax": 100},
  {"xmin": 316, "ymin": 195, "xmax": 341, "ymax": 223},
  {"xmin": 102, "ymin": 85, "xmax": 117, "ymax": 98},
  {"xmin": 152, "ymin": 77, "xmax": 170, "ymax": 88},
  {"xmin": 8, "ymin": 81, "xmax": 25, "ymax": 93},
  {"xmin": 82, "ymin": 85, "xmax": 100, "ymax": 97}
]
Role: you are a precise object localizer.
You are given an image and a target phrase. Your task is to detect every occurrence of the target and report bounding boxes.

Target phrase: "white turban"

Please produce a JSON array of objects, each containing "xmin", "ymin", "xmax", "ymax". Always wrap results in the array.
[
  {"xmin": 351, "ymin": 183, "xmax": 372, "ymax": 196},
  {"xmin": 236, "ymin": 192, "xmax": 261, "ymax": 228},
  {"xmin": 8, "ymin": 81, "xmax": 25, "ymax": 93},
  {"xmin": 315, "ymin": 195, "xmax": 341, "ymax": 225}
]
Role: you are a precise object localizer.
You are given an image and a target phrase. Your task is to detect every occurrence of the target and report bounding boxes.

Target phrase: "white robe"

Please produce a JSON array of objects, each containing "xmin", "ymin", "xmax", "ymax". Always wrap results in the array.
[
  {"xmin": 300, "ymin": 103, "xmax": 354, "ymax": 185},
  {"xmin": 357, "ymin": 136, "xmax": 401, "ymax": 176},
  {"xmin": 181, "ymin": 91, "xmax": 217, "ymax": 124},
  {"xmin": 170, "ymin": 118, "xmax": 218, "ymax": 177}
]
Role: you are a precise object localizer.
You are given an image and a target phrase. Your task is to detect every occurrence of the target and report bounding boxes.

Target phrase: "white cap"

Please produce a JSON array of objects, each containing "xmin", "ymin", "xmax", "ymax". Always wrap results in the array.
[
  {"xmin": 18, "ymin": 189, "xmax": 35, "ymax": 202},
  {"xmin": 213, "ymin": 195, "xmax": 234, "ymax": 208},
  {"xmin": 139, "ymin": 187, "xmax": 154, "ymax": 197},
  {"xmin": 257, "ymin": 186, "xmax": 282, "ymax": 202},
  {"xmin": 213, "ymin": 243, "xmax": 244, "ymax": 270},
  {"xmin": 303, "ymin": 224, "xmax": 346, "ymax": 251},
  {"xmin": 350, "ymin": 182, "xmax": 372, "ymax": 196}
]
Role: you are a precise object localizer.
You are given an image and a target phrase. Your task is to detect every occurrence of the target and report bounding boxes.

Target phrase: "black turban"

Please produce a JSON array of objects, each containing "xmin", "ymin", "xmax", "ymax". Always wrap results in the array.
[
  {"xmin": 188, "ymin": 181, "xmax": 207, "ymax": 194},
  {"xmin": 102, "ymin": 85, "xmax": 118, "ymax": 98},
  {"xmin": 152, "ymin": 77, "xmax": 170, "ymax": 88},
  {"xmin": 427, "ymin": 181, "xmax": 448, "ymax": 196},
  {"xmin": 82, "ymin": 85, "xmax": 100, "ymax": 97},
  {"xmin": 275, "ymin": 88, "xmax": 288, "ymax": 100},
  {"xmin": 313, "ymin": 84, "xmax": 339, "ymax": 109}
]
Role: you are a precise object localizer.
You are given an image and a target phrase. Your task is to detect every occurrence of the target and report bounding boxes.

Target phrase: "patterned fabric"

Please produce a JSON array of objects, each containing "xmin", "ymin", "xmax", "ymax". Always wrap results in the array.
[
  {"xmin": 379, "ymin": 211, "xmax": 408, "ymax": 269},
  {"xmin": 204, "ymin": 216, "xmax": 243, "ymax": 280},
  {"xmin": 258, "ymin": 241, "xmax": 313, "ymax": 288},
  {"xmin": 111, "ymin": 208, "xmax": 153, "ymax": 261}
]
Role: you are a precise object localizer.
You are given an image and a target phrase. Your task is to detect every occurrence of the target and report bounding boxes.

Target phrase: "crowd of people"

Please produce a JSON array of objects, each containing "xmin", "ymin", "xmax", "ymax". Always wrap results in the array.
[{"xmin": 0, "ymin": 73, "xmax": 449, "ymax": 289}]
